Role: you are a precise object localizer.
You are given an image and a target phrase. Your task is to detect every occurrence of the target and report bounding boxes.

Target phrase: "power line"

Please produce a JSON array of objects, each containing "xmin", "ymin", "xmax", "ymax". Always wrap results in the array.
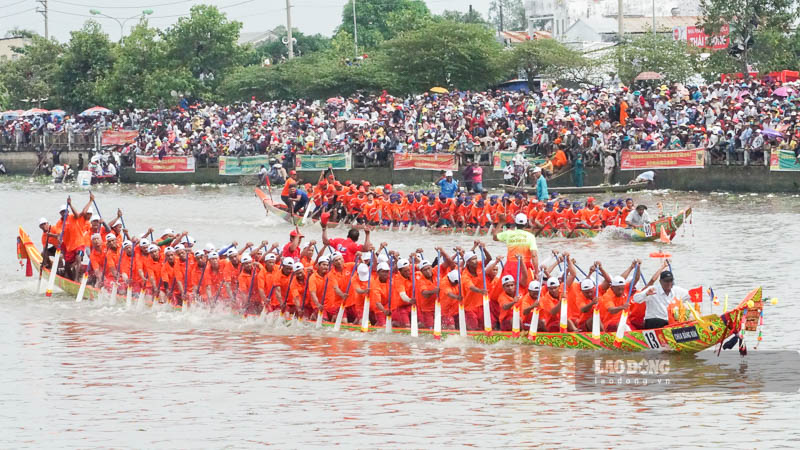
[
  {"xmin": 0, "ymin": 7, "xmax": 34, "ymax": 20},
  {"xmin": 48, "ymin": 0, "xmax": 193, "ymax": 9},
  {"xmin": 0, "ymin": 0, "xmax": 28, "ymax": 8}
]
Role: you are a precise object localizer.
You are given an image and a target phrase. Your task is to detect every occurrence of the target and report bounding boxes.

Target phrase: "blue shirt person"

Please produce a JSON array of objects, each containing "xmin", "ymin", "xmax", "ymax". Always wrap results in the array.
[
  {"xmin": 437, "ymin": 170, "xmax": 459, "ymax": 198},
  {"xmin": 533, "ymin": 167, "xmax": 548, "ymax": 201}
]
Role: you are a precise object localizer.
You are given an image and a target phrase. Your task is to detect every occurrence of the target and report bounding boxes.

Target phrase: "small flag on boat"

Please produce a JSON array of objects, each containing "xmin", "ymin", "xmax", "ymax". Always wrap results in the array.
[
  {"xmin": 688, "ymin": 286, "xmax": 703, "ymax": 305},
  {"xmin": 659, "ymin": 227, "xmax": 671, "ymax": 244}
]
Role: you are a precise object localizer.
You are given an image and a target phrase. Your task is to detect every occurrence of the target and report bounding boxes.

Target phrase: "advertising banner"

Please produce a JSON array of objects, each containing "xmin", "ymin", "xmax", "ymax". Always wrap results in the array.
[
  {"xmin": 219, "ymin": 155, "xmax": 269, "ymax": 175},
  {"xmin": 393, "ymin": 153, "xmax": 457, "ymax": 171},
  {"xmin": 101, "ymin": 130, "xmax": 138, "ymax": 146},
  {"xmin": 769, "ymin": 149, "xmax": 800, "ymax": 171},
  {"xmin": 620, "ymin": 149, "xmax": 705, "ymax": 170},
  {"xmin": 296, "ymin": 152, "xmax": 351, "ymax": 171},
  {"xmin": 135, "ymin": 155, "xmax": 195, "ymax": 173},
  {"xmin": 492, "ymin": 151, "xmax": 547, "ymax": 171}
]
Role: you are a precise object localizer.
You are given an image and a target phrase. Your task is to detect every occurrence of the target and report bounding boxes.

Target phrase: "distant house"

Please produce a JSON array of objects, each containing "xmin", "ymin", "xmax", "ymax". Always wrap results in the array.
[
  {"xmin": 498, "ymin": 30, "xmax": 553, "ymax": 47},
  {"xmin": 564, "ymin": 15, "xmax": 700, "ymax": 43},
  {"xmin": 0, "ymin": 37, "xmax": 31, "ymax": 63}
]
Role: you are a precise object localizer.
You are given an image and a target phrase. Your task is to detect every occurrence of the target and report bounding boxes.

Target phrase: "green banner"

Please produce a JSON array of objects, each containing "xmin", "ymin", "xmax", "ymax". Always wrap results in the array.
[
  {"xmin": 218, "ymin": 155, "xmax": 270, "ymax": 176},
  {"xmin": 769, "ymin": 149, "xmax": 800, "ymax": 171},
  {"xmin": 296, "ymin": 152, "xmax": 351, "ymax": 171},
  {"xmin": 492, "ymin": 151, "xmax": 546, "ymax": 171}
]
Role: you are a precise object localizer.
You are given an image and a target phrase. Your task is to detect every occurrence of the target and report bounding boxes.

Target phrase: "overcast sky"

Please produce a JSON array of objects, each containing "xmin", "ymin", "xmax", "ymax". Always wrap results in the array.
[{"xmin": 1, "ymin": 0, "xmax": 496, "ymax": 42}]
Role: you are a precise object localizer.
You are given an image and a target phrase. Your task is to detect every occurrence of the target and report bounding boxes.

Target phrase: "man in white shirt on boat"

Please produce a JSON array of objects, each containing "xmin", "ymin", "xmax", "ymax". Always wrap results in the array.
[
  {"xmin": 632, "ymin": 268, "xmax": 690, "ymax": 329},
  {"xmin": 625, "ymin": 204, "xmax": 651, "ymax": 227}
]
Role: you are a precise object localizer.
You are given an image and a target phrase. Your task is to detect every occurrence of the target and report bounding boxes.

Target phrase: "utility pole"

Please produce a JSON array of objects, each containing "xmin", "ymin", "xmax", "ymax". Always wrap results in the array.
[
  {"xmin": 36, "ymin": 0, "xmax": 49, "ymax": 40},
  {"xmin": 285, "ymin": 0, "xmax": 294, "ymax": 59},
  {"xmin": 617, "ymin": 0, "xmax": 623, "ymax": 41},
  {"xmin": 469, "ymin": 4, "xmax": 473, "ymax": 22},
  {"xmin": 352, "ymin": 0, "xmax": 358, "ymax": 59},
  {"xmin": 499, "ymin": 3, "xmax": 504, "ymax": 32}
]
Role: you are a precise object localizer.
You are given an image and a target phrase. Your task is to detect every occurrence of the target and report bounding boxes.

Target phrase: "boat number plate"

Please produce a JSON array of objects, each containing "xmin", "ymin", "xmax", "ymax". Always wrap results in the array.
[{"xmin": 642, "ymin": 330, "xmax": 662, "ymax": 349}]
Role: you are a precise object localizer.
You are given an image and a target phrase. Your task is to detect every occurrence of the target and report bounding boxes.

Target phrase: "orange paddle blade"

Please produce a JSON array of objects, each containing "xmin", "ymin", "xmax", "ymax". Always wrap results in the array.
[
  {"xmin": 659, "ymin": 227, "xmax": 671, "ymax": 244},
  {"xmin": 649, "ymin": 251, "xmax": 672, "ymax": 258}
]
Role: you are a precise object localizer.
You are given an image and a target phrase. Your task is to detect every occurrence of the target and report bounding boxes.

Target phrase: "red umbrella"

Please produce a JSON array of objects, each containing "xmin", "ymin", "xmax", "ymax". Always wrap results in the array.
[{"xmin": 23, "ymin": 108, "xmax": 49, "ymax": 116}]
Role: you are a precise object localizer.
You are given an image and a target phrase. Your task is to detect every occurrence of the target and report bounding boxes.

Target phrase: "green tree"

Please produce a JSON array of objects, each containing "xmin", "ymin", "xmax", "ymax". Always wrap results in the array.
[
  {"xmin": 615, "ymin": 34, "xmax": 699, "ymax": 86},
  {"xmin": 700, "ymin": 0, "xmax": 799, "ymax": 73},
  {"xmin": 0, "ymin": 34, "xmax": 63, "ymax": 109},
  {"xmin": 97, "ymin": 20, "xmax": 196, "ymax": 109},
  {"xmin": 488, "ymin": 0, "xmax": 527, "ymax": 31},
  {"xmin": 511, "ymin": 38, "xmax": 586, "ymax": 90},
  {"xmin": 338, "ymin": 0, "xmax": 432, "ymax": 50},
  {"xmin": 382, "ymin": 21, "xmax": 508, "ymax": 94},
  {"xmin": 437, "ymin": 8, "xmax": 488, "ymax": 25},
  {"xmin": 161, "ymin": 4, "xmax": 244, "ymax": 98},
  {"xmin": 255, "ymin": 27, "xmax": 331, "ymax": 63},
  {"xmin": 53, "ymin": 21, "xmax": 115, "ymax": 111}
]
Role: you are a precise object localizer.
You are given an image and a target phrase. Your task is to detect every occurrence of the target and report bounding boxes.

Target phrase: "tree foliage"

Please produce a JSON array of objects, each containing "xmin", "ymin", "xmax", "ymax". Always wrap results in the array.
[
  {"xmin": 54, "ymin": 21, "xmax": 115, "ymax": 112},
  {"xmin": 254, "ymin": 27, "xmax": 331, "ymax": 63},
  {"xmin": 0, "ymin": 35, "xmax": 63, "ymax": 109},
  {"xmin": 488, "ymin": 0, "xmax": 527, "ymax": 31},
  {"xmin": 510, "ymin": 38, "xmax": 587, "ymax": 90},
  {"xmin": 338, "ymin": 0, "xmax": 432, "ymax": 49},
  {"xmin": 382, "ymin": 21, "xmax": 509, "ymax": 93},
  {"xmin": 437, "ymin": 9, "xmax": 488, "ymax": 25},
  {"xmin": 615, "ymin": 34, "xmax": 699, "ymax": 86},
  {"xmin": 700, "ymin": 0, "xmax": 799, "ymax": 72}
]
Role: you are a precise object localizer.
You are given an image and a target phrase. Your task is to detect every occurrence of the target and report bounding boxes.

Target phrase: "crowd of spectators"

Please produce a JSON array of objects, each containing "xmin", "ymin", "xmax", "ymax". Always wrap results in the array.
[{"xmin": 5, "ymin": 78, "xmax": 800, "ymax": 171}]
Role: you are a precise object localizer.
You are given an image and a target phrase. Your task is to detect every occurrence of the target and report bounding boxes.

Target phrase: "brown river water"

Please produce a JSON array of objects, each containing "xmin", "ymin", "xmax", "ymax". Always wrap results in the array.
[{"xmin": 1, "ymin": 180, "xmax": 798, "ymax": 447}]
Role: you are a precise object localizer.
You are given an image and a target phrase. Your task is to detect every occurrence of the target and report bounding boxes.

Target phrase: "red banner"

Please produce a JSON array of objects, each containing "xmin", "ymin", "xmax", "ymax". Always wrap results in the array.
[
  {"xmin": 393, "ymin": 153, "xmax": 457, "ymax": 171},
  {"xmin": 101, "ymin": 130, "xmax": 138, "ymax": 146},
  {"xmin": 135, "ymin": 155, "xmax": 195, "ymax": 173},
  {"xmin": 620, "ymin": 149, "xmax": 705, "ymax": 170},
  {"xmin": 673, "ymin": 25, "xmax": 729, "ymax": 50}
]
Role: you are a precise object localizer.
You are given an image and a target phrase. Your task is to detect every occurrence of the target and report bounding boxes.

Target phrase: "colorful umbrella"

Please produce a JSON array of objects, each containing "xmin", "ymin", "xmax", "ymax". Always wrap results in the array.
[
  {"xmin": 773, "ymin": 86, "xmax": 792, "ymax": 97},
  {"xmin": 761, "ymin": 127, "xmax": 783, "ymax": 138},
  {"xmin": 48, "ymin": 109, "xmax": 66, "ymax": 116},
  {"xmin": 326, "ymin": 97, "xmax": 343, "ymax": 104},
  {"xmin": 634, "ymin": 71, "xmax": 662, "ymax": 81},
  {"xmin": 347, "ymin": 118, "xmax": 368, "ymax": 126},
  {"xmin": 23, "ymin": 108, "xmax": 49, "ymax": 116},
  {"xmin": 430, "ymin": 86, "xmax": 449, "ymax": 94},
  {"xmin": 80, "ymin": 106, "xmax": 112, "ymax": 116}
]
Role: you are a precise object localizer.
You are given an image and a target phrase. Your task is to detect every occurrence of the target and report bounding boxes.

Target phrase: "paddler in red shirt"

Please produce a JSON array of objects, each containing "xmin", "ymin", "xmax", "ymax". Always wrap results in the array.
[{"xmin": 322, "ymin": 225, "xmax": 371, "ymax": 263}]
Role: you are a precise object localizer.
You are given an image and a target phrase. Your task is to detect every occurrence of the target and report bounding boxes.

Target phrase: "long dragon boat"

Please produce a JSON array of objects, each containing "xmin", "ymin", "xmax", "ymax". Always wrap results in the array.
[
  {"xmin": 501, "ymin": 180, "xmax": 650, "ymax": 195},
  {"xmin": 17, "ymin": 226, "xmax": 756, "ymax": 353},
  {"xmin": 255, "ymin": 188, "xmax": 692, "ymax": 242}
]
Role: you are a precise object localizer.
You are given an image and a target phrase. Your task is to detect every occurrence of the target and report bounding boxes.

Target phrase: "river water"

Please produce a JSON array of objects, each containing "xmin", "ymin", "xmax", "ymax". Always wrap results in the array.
[{"xmin": 2, "ymin": 180, "xmax": 798, "ymax": 448}]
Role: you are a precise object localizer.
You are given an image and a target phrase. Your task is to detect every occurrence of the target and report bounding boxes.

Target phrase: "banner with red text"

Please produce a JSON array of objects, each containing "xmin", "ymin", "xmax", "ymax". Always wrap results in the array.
[
  {"xmin": 101, "ymin": 130, "xmax": 138, "ymax": 146},
  {"xmin": 673, "ymin": 25, "xmax": 729, "ymax": 50},
  {"xmin": 135, "ymin": 155, "xmax": 195, "ymax": 173},
  {"xmin": 620, "ymin": 149, "xmax": 705, "ymax": 170},
  {"xmin": 393, "ymin": 153, "xmax": 457, "ymax": 171}
]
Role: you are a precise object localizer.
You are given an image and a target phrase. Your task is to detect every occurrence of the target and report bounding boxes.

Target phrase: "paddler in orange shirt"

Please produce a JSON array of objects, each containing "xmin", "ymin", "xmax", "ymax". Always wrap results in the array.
[
  {"xmin": 581, "ymin": 197, "xmax": 603, "ymax": 229},
  {"xmin": 565, "ymin": 202, "xmax": 584, "ymax": 231},
  {"xmin": 414, "ymin": 259, "xmax": 440, "ymax": 328},
  {"xmin": 237, "ymin": 255, "xmax": 262, "ymax": 314},
  {"xmin": 570, "ymin": 261, "xmax": 612, "ymax": 332},
  {"xmin": 458, "ymin": 250, "xmax": 487, "ymax": 330},
  {"xmin": 119, "ymin": 239, "xmax": 145, "ymax": 294},
  {"xmin": 87, "ymin": 232, "xmax": 105, "ymax": 285},
  {"xmin": 597, "ymin": 259, "xmax": 641, "ymax": 331},
  {"xmin": 200, "ymin": 251, "xmax": 228, "ymax": 303},
  {"xmin": 307, "ymin": 255, "xmax": 331, "ymax": 319},
  {"xmin": 158, "ymin": 246, "xmax": 177, "ymax": 303},
  {"xmin": 496, "ymin": 274, "xmax": 522, "ymax": 331},
  {"xmin": 601, "ymin": 200, "xmax": 621, "ymax": 227},
  {"xmin": 38, "ymin": 216, "xmax": 62, "ymax": 269},
  {"xmin": 100, "ymin": 233, "xmax": 120, "ymax": 290},
  {"xmin": 619, "ymin": 198, "xmax": 635, "ymax": 225}
]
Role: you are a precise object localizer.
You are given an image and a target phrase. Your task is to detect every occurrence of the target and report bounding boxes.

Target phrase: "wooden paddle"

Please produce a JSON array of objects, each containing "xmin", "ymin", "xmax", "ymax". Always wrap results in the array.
[
  {"xmin": 333, "ymin": 262, "xmax": 358, "ymax": 331},
  {"xmin": 359, "ymin": 254, "xmax": 374, "ymax": 332},
  {"xmin": 45, "ymin": 203, "xmax": 69, "ymax": 297},
  {"xmin": 315, "ymin": 277, "xmax": 329, "ymax": 329},
  {"xmin": 385, "ymin": 256, "xmax": 394, "ymax": 333},
  {"xmin": 410, "ymin": 253, "xmax": 419, "ymax": 337},
  {"xmin": 479, "ymin": 248, "xmax": 492, "ymax": 336},
  {"xmin": 433, "ymin": 250, "xmax": 442, "ymax": 340},
  {"xmin": 512, "ymin": 255, "xmax": 522, "ymax": 338}
]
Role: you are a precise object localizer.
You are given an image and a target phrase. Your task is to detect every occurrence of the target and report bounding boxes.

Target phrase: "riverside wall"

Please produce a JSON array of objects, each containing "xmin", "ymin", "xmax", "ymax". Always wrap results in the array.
[{"xmin": 2, "ymin": 151, "xmax": 798, "ymax": 192}]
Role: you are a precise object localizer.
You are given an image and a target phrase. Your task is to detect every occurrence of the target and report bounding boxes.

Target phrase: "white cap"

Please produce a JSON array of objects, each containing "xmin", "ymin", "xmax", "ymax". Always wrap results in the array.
[
  {"xmin": 377, "ymin": 254, "xmax": 389, "ymax": 263},
  {"xmin": 533, "ymin": 167, "xmax": 542, "ymax": 173},
  {"xmin": 241, "ymin": 255, "xmax": 253, "ymax": 263},
  {"xmin": 208, "ymin": 251, "xmax": 219, "ymax": 259},
  {"xmin": 224, "ymin": 248, "xmax": 237, "ymax": 257},
  {"xmin": 418, "ymin": 260, "xmax": 431, "ymax": 269},
  {"xmin": 317, "ymin": 255, "xmax": 330, "ymax": 264},
  {"xmin": 59, "ymin": 204, "xmax": 67, "ymax": 212},
  {"xmin": 331, "ymin": 251, "xmax": 344, "ymax": 261},
  {"xmin": 139, "ymin": 238, "xmax": 150, "ymax": 247},
  {"xmin": 463, "ymin": 251, "xmax": 477, "ymax": 262},
  {"xmin": 183, "ymin": 236, "xmax": 195, "ymax": 246},
  {"xmin": 396, "ymin": 258, "xmax": 410, "ymax": 269},
  {"xmin": 89, "ymin": 213, "xmax": 99, "ymax": 222},
  {"xmin": 163, "ymin": 228, "xmax": 175, "ymax": 236},
  {"xmin": 264, "ymin": 253, "xmax": 277, "ymax": 262},
  {"xmin": 293, "ymin": 262, "xmax": 304, "ymax": 272},
  {"xmin": 193, "ymin": 249, "xmax": 204, "ymax": 257},
  {"xmin": 205, "ymin": 243, "xmax": 216, "ymax": 252},
  {"xmin": 91, "ymin": 233, "xmax": 101, "ymax": 240},
  {"xmin": 357, "ymin": 263, "xmax": 371, "ymax": 281},
  {"xmin": 445, "ymin": 170, "xmax": 453, "ymax": 177},
  {"xmin": 528, "ymin": 280, "xmax": 541, "ymax": 291},
  {"xmin": 106, "ymin": 233, "xmax": 117, "ymax": 241},
  {"xmin": 361, "ymin": 253, "xmax": 372, "ymax": 262},
  {"xmin": 580, "ymin": 278, "xmax": 596, "ymax": 290},
  {"xmin": 515, "ymin": 213, "xmax": 527, "ymax": 225},
  {"xmin": 447, "ymin": 269, "xmax": 459, "ymax": 283},
  {"xmin": 122, "ymin": 240, "xmax": 133, "ymax": 248},
  {"xmin": 148, "ymin": 244, "xmax": 159, "ymax": 253},
  {"xmin": 501, "ymin": 274, "xmax": 515, "ymax": 285},
  {"xmin": 611, "ymin": 276, "xmax": 626, "ymax": 287},
  {"xmin": 377, "ymin": 262, "xmax": 390, "ymax": 271},
  {"xmin": 282, "ymin": 257, "xmax": 294, "ymax": 266},
  {"xmin": 164, "ymin": 246, "xmax": 175, "ymax": 254},
  {"xmin": 39, "ymin": 217, "xmax": 48, "ymax": 225},
  {"xmin": 546, "ymin": 276, "xmax": 560, "ymax": 287},
  {"xmin": 174, "ymin": 244, "xmax": 185, "ymax": 251}
]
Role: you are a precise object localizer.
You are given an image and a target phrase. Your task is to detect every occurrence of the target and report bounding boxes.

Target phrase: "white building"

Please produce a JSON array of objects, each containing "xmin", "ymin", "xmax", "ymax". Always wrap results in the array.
[{"xmin": 0, "ymin": 37, "xmax": 31, "ymax": 63}]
